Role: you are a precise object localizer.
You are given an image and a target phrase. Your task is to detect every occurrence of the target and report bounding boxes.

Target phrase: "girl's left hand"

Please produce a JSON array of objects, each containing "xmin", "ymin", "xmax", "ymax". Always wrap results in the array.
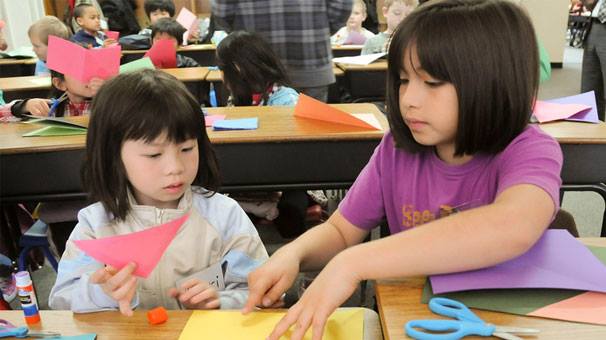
[
  {"xmin": 87, "ymin": 77, "xmax": 104, "ymax": 96},
  {"xmin": 267, "ymin": 257, "xmax": 360, "ymax": 340},
  {"xmin": 168, "ymin": 279, "xmax": 220, "ymax": 310}
]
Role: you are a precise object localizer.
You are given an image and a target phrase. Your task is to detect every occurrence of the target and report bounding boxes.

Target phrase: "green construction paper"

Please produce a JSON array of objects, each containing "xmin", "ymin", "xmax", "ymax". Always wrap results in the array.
[
  {"xmin": 23, "ymin": 115, "xmax": 88, "ymax": 129},
  {"xmin": 422, "ymin": 245, "xmax": 606, "ymax": 315},
  {"xmin": 119, "ymin": 57, "xmax": 155, "ymax": 74},
  {"xmin": 49, "ymin": 334, "xmax": 97, "ymax": 340},
  {"xmin": 23, "ymin": 125, "xmax": 87, "ymax": 137}
]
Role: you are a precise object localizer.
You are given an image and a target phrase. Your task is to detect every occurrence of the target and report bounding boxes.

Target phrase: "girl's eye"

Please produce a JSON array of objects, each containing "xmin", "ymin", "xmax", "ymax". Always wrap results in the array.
[
  {"xmin": 182, "ymin": 147, "xmax": 194, "ymax": 153},
  {"xmin": 146, "ymin": 153, "xmax": 161, "ymax": 158},
  {"xmin": 399, "ymin": 78, "xmax": 409, "ymax": 85},
  {"xmin": 425, "ymin": 80, "xmax": 445, "ymax": 88}
]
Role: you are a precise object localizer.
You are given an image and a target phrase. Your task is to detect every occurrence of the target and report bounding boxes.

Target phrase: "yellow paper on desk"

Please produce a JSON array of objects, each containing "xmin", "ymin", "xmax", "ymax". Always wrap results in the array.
[{"xmin": 178, "ymin": 308, "xmax": 363, "ymax": 340}]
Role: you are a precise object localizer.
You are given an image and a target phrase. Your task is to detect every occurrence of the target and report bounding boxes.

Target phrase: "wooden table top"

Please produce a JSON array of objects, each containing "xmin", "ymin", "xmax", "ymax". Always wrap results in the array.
[
  {"xmin": 537, "ymin": 121, "xmax": 606, "ymax": 144},
  {"xmin": 376, "ymin": 238, "xmax": 606, "ymax": 340},
  {"xmin": 122, "ymin": 44, "xmax": 216, "ymax": 55},
  {"xmin": 0, "ymin": 104, "xmax": 387, "ymax": 154},
  {"xmin": 0, "ymin": 57, "xmax": 37, "ymax": 65},
  {"xmin": 0, "ymin": 308, "xmax": 381, "ymax": 340},
  {"xmin": 336, "ymin": 60, "xmax": 388, "ymax": 71},
  {"xmin": 332, "ymin": 44, "xmax": 364, "ymax": 50},
  {"xmin": 205, "ymin": 66, "xmax": 343, "ymax": 82},
  {"xmin": 0, "ymin": 68, "xmax": 209, "ymax": 92}
]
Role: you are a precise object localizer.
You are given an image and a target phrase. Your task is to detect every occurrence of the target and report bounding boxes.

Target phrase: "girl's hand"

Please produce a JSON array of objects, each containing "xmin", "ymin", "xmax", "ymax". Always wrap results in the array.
[
  {"xmin": 242, "ymin": 249, "xmax": 301, "ymax": 314},
  {"xmin": 87, "ymin": 77, "xmax": 105, "ymax": 96},
  {"xmin": 89, "ymin": 262, "xmax": 138, "ymax": 316},
  {"xmin": 168, "ymin": 279, "xmax": 220, "ymax": 309},
  {"xmin": 103, "ymin": 38, "xmax": 117, "ymax": 47},
  {"xmin": 267, "ymin": 257, "xmax": 360, "ymax": 340},
  {"xmin": 24, "ymin": 98, "xmax": 51, "ymax": 116}
]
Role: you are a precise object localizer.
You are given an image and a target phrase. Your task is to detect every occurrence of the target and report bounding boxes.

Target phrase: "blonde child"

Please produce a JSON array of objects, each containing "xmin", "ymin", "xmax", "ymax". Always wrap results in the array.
[
  {"xmin": 71, "ymin": 3, "xmax": 115, "ymax": 48},
  {"xmin": 28, "ymin": 16, "xmax": 71, "ymax": 76},
  {"xmin": 331, "ymin": 0, "xmax": 376, "ymax": 45},
  {"xmin": 361, "ymin": 0, "xmax": 416, "ymax": 55},
  {"xmin": 244, "ymin": 1, "xmax": 563, "ymax": 338},
  {"xmin": 49, "ymin": 70, "xmax": 268, "ymax": 314}
]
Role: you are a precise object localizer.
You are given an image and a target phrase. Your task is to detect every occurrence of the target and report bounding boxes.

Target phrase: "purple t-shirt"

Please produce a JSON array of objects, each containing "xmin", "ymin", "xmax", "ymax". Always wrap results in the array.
[{"xmin": 339, "ymin": 125, "xmax": 563, "ymax": 234}]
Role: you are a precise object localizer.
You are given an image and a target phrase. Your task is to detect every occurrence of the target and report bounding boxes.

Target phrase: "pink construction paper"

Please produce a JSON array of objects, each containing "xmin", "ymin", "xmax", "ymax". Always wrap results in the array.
[
  {"xmin": 528, "ymin": 291, "xmax": 606, "ymax": 325},
  {"xmin": 204, "ymin": 114, "xmax": 226, "ymax": 127},
  {"xmin": 430, "ymin": 230, "xmax": 606, "ymax": 294},
  {"xmin": 47, "ymin": 36, "xmax": 121, "ymax": 83},
  {"xmin": 144, "ymin": 38, "xmax": 177, "ymax": 69},
  {"xmin": 343, "ymin": 31, "xmax": 368, "ymax": 45},
  {"xmin": 106, "ymin": 30, "xmax": 119, "ymax": 40},
  {"xmin": 176, "ymin": 7, "xmax": 197, "ymax": 32},
  {"xmin": 74, "ymin": 214, "xmax": 189, "ymax": 278},
  {"xmin": 542, "ymin": 91, "xmax": 599, "ymax": 123},
  {"xmin": 533, "ymin": 101, "xmax": 590, "ymax": 123}
]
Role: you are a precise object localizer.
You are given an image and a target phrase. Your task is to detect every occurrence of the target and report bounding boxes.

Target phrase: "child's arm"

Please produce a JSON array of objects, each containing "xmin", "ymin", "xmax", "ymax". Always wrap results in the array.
[
  {"xmin": 48, "ymin": 206, "xmax": 140, "ymax": 313},
  {"xmin": 266, "ymin": 183, "xmax": 554, "ymax": 340}
]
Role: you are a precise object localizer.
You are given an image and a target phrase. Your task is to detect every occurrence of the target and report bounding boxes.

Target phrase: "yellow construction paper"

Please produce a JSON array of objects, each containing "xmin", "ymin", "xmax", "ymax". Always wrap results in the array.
[{"xmin": 178, "ymin": 308, "xmax": 363, "ymax": 340}]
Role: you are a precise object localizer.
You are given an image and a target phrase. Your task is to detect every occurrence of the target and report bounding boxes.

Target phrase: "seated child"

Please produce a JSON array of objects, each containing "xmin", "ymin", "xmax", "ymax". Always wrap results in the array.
[
  {"xmin": 49, "ymin": 69, "xmax": 268, "ymax": 313},
  {"xmin": 331, "ymin": 0, "xmax": 375, "ymax": 45},
  {"xmin": 28, "ymin": 16, "xmax": 71, "ymax": 76},
  {"xmin": 71, "ymin": 3, "xmax": 115, "ymax": 48},
  {"xmin": 361, "ymin": 0, "xmax": 416, "ymax": 55},
  {"xmin": 139, "ymin": 0, "xmax": 175, "ymax": 38},
  {"xmin": 151, "ymin": 18, "xmax": 199, "ymax": 67},
  {"xmin": 6, "ymin": 71, "xmax": 104, "ymax": 117},
  {"xmin": 0, "ymin": 19, "xmax": 6, "ymax": 51}
]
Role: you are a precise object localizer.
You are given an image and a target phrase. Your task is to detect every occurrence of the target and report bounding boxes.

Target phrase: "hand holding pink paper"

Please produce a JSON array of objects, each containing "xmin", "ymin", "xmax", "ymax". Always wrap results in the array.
[{"xmin": 74, "ymin": 214, "xmax": 189, "ymax": 278}]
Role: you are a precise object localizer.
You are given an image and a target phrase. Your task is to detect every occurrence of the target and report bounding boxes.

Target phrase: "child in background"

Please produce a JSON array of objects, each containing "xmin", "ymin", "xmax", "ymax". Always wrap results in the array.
[
  {"xmin": 139, "ymin": 0, "xmax": 175, "ymax": 38},
  {"xmin": 151, "ymin": 18, "xmax": 199, "ymax": 67},
  {"xmin": 331, "ymin": 0, "xmax": 376, "ymax": 45},
  {"xmin": 6, "ymin": 71, "xmax": 103, "ymax": 117},
  {"xmin": 28, "ymin": 16, "xmax": 71, "ymax": 76},
  {"xmin": 361, "ymin": 0, "xmax": 416, "ymax": 55},
  {"xmin": 0, "ymin": 19, "xmax": 7, "ymax": 52},
  {"xmin": 71, "ymin": 4, "xmax": 115, "ymax": 48},
  {"xmin": 244, "ymin": 1, "xmax": 563, "ymax": 338},
  {"xmin": 49, "ymin": 70, "xmax": 268, "ymax": 314}
]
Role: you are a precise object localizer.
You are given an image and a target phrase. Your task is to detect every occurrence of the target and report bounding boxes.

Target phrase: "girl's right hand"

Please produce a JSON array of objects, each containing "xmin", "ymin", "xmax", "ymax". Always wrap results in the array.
[
  {"xmin": 24, "ymin": 99, "xmax": 51, "ymax": 116},
  {"xmin": 90, "ymin": 262, "xmax": 138, "ymax": 316},
  {"xmin": 242, "ymin": 249, "xmax": 300, "ymax": 314}
]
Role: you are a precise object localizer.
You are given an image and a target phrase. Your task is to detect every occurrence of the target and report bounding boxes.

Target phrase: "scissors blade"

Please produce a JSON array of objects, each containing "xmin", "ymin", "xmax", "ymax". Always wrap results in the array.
[
  {"xmin": 493, "ymin": 332, "xmax": 525, "ymax": 340},
  {"xmin": 495, "ymin": 326, "xmax": 541, "ymax": 334}
]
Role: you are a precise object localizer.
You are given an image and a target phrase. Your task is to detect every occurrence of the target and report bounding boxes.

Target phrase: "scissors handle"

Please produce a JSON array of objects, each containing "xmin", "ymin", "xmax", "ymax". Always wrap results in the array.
[
  {"xmin": 430, "ymin": 297, "xmax": 484, "ymax": 323},
  {"xmin": 405, "ymin": 319, "xmax": 495, "ymax": 340}
]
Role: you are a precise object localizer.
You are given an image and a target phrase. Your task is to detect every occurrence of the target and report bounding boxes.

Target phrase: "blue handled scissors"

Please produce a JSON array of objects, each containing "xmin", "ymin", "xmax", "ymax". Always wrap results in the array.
[
  {"xmin": 0, "ymin": 319, "xmax": 60, "ymax": 338},
  {"xmin": 405, "ymin": 298, "xmax": 540, "ymax": 340},
  {"xmin": 48, "ymin": 92, "xmax": 69, "ymax": 117}
]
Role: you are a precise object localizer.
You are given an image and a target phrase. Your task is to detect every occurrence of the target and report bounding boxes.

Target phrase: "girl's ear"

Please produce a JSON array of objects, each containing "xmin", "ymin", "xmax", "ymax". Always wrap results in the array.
[
  {"xmin": 52, "ymin": 77, "xmax": 67, "ymax": 92},
  {"xmin": 75, "ymin": 17, "xmax": 84, "ymax": 27}
]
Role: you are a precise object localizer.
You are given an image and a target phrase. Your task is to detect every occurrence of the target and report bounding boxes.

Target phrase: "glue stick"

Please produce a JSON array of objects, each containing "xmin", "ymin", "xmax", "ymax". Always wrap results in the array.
[{"xmin": 15, "ymin": 271, "xmax": 40, "ymax": 324}]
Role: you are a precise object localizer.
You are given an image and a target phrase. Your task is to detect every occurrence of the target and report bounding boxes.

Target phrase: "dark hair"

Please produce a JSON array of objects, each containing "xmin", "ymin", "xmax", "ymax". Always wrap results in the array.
[
  {"xmin": 84, "ymin": 69, "xmax": 221, "ymax": 220},
  {"xmin": 151, "ymin": 18, "xmax": 185, "ymax": 45},
  {"xmin": 216, "ymin": 31, "xmax": 290, "ymax": 106},
  {"xmin": 386, "ymin": 0, "xmax": 539, "ymax": 156},
  {"xmin": 144, "ymin": 0, "xmax": 176, "ymax": 18},
  {"xmin": 73, "ymin": 4, "xmax": 94, "ymax": 19}
]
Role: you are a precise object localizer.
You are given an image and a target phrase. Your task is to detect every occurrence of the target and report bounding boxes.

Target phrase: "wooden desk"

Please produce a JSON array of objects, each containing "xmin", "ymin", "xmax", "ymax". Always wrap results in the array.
[
  {"xmin": 376, "ymin": 238, "xmax": 606, "ymax": 340},
  {"xmin": 332, "ymin": 45, "xmax": 364, "ymax": 58},
  {"xmin": 122, "ymin": 44, "xmax": 217, "ymax": 66},
  {"xmin": 0, "ymin": 308, "xmax": 382, "ymax": 340},
  {"xmin": 0, "ymin": 57, "xmax": 37, "ymax": 77},
  {"xmin": 0, "ymin": 68, "xmax": 210, "ymax": 103},
  {"xmin": 0, "ymin": 104, "xmax": 387, "ymax": 201},
  {"xmin": 336, "ymin": 60, "xmax": 388, "ymax": 102}
]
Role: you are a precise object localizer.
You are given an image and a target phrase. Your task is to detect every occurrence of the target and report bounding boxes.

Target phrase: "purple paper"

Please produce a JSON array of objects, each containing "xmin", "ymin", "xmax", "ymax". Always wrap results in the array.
[
  {"xmin": 547, "ymin": 91, "xmax": 599, "ymax": 123},
  {"xmin": 343, "ymin": 31, "xmax": 367, "ymax": 45},
  {"xmin": 430, "ymin": 229, "xmax": 606, "ymax": 294}
]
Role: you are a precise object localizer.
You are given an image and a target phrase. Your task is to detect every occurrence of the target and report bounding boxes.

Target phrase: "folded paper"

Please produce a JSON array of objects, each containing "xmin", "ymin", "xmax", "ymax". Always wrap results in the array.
[
  {"xmin": 74, "ymin": 214, "xmax": 189, "ymax": 278},
  {"xmin": 294, "ymin": 94, "xmax": 380, "ymax": 130},
  {"xmin": 212, "ymin": 118, "xmax": 258, "ymax": 130},
  {"xmin": 119, "ymin": 57, "xmax": 155, "ymax": 74},
  {"xmin": 533, "ymin": 91, "xmax": 599, "ymax": 123},
  {"xmin": 144, "ymin": 38, "xmax": 177, "ymax": 69}
]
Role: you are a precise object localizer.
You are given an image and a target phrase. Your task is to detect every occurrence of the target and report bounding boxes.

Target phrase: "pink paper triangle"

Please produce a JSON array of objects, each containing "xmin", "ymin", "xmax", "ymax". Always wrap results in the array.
[
  {"xmin": 144, "ymin": 38, "xmax": 177, "ymax": 69},
  {"xmin": 74, "ymin": 214, "xmax": 189, "ymax": 278}
]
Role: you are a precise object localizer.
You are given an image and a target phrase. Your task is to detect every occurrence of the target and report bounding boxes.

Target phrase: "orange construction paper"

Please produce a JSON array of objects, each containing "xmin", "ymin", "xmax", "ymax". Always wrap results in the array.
[
  {"xmin": 294, "ymin": 94, "xmax": 379, "ymax": 130},
  {"xmin": 74, "ymin": 214, "xmax": 189, "ymax": 278},
  {"xmin": 528, "ymin": 291, "xmax": 606, "ymax": 325}
]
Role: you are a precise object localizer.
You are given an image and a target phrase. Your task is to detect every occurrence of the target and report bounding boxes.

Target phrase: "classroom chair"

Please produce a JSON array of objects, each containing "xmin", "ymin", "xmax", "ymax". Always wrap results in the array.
[
  {"xmin": 18, "ymin": 220, "xmax": 58, "ymax": 272},
  {"xmin": 560, "ymin": 184, "xmax": 606, "ymax": 237}
]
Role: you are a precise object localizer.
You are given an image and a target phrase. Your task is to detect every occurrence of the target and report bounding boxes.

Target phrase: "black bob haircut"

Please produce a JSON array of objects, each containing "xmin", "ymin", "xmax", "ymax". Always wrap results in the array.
[
  {"xmin": 73, "ymin": 3, "xmax": 95, "ymax": 19},
  {"xmin": 144, "ymin": 0, "xmax": 176, "ymax": 18},
  {"xmin": 83, "ymin": 69, "xmax": 221, "ymax": 220},
  {"xmin": 215, "ymin": 31, "xmax": 290, "ymax": 106},
  {"xmin": 151, "ymin": 18, "xmax": 186, "ymax": 45},
  {"xmin": 386, "ymin": 0, "xmax": 539, "ymax": 156}
]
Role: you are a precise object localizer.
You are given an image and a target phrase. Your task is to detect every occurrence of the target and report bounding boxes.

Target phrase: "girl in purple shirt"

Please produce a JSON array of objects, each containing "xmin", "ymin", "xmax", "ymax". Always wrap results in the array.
[{"xmin": 244, "ymin": 1, "xmax": 563, "ymax": 338}]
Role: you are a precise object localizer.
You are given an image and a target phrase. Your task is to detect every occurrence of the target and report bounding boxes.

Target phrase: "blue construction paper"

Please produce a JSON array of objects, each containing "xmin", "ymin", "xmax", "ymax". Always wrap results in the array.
[
  {"xmin": 546, "ymin": 91, "xmax": 599, "ymax": 123},
  {"xmin": 48, "ymin": 333, "xmax": 96, "ymax": 340},
  {"xmin": 430, "ymin": 230, "xmax": 606, "ymax": 294},
  {"xmin": 212, "ymin": 118, "xmax": 258, "ymax": 131}
]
